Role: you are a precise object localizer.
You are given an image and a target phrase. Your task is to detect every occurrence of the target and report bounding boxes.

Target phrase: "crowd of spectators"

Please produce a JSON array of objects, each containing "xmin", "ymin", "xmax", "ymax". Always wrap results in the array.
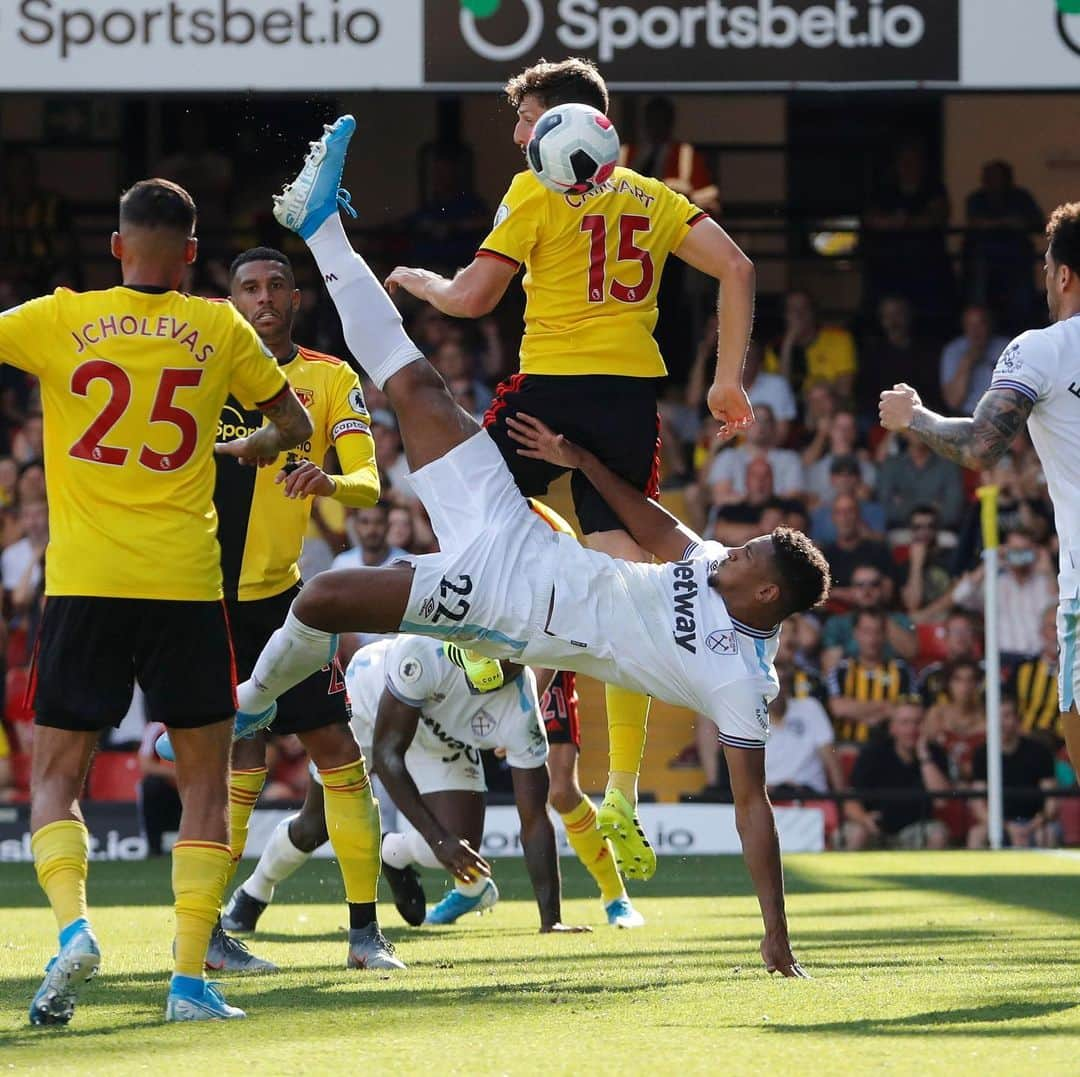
[
  {"xmin": 668, "ymin": 278, "xmax": 1076, "ymax": 846},
  {"xmin": 0, "ymin": 105, "xmax": 1075, "ymax": 851}
]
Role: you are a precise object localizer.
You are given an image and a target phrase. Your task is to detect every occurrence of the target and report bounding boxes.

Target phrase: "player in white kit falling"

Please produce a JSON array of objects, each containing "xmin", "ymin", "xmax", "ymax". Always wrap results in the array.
[
  {"xmin": 224, "ymin": 635, "xmax": 621, "ymax": 933},
  {"xmin": 229, "ymin": 117, "xmax": 831, "ymax": 977},
  {"xmin": 880, "ymin": 202, "xmax": 1080, "ymax": 775}
]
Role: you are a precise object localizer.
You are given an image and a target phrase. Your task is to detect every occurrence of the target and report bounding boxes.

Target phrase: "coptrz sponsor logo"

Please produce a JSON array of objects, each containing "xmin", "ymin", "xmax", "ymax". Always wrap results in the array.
[
  {"xmin": 331, "ymin": 418, "xmax": 371, "ymax": 439},
  {"xmin": 427, "ymin": 0, "xmax": 957, "ymax": 84},
  {"xmin": 16, "ymin": 0, "xmax": 382, "ymax": 60}
]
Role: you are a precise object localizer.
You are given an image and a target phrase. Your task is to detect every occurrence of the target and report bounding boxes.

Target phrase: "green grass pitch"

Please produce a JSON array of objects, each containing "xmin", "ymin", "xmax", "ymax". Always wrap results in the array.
[{"xmin": 1, "ymin": 852, "xmax": 1078, "ymax": 1074}]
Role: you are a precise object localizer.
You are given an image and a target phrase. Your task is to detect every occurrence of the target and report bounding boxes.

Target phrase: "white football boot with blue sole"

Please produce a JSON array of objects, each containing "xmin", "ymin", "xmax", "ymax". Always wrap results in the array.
[
  {"xmin": 273, "ymin": 115, "xmax": 358, "ymax": 239},
  {"xmin": 29, "ymin": 920, "xmax": 101, "ymax": 1026},
  {"xmin": 604, "ymin": 896, "xmax": 646, "ymax": 929},
  {"xmin": 165, "ymin": 976, "xmax": 245, "ymax": 1022},
  {"xmin": 423, "ymin": 879, "xmax": 499, "ymax": 925}
]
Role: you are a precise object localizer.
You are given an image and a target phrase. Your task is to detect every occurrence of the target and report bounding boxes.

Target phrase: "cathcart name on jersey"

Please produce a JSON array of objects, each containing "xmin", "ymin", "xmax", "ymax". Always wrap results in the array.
[
  {"xmin": 672, "ymin": 562, "xmax": 699, "ymax": 654},
  {"xmin": 462, "ymin": 0, "xmax": 927, "ymax": 64},
  {"xmin": 71, "ymin": 314, "xmax": 214, "ymax": 361},
  {"xmin": 563, "ymin": 175, "xmax": 657, "ymax": 210}
]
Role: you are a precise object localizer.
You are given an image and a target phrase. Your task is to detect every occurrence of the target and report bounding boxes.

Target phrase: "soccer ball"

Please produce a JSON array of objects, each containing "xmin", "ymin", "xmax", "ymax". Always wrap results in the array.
[{"xmin": 526, "ymin": 103, "xmax": 620, "ymax": 194}]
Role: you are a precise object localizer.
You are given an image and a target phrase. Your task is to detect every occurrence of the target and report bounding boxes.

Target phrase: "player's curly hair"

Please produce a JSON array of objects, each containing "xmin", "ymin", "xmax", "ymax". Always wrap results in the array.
[
  {"xmin": 229, "ymin": 246, "xmax": 294, "ymax": 286},
  {"xmin": 504, "ymin": 57, "xmax": 609, "ymax": 114},
  {"xmin": 1047, "ymin": 202, "xmax": 1080, "ymax": 274},
  {"xmin": 119, "ymin": 178, "xmax": 196, "ymax": 235},
  {"xmin": 769, "ymin": 527, "xmax": 830, "ymax": 619}
]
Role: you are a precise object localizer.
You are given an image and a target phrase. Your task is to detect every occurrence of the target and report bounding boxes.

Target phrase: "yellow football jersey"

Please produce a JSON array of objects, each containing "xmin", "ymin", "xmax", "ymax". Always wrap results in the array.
[
  {"xmin": 0, "ymin": 286, "xmax": 287, "ymax": 601},
  {"xmin": 215, "ymin": 345, "xmax": 379, "ymax": 602},
  {"xmin": 479, "ymin": 168, "xmax": 706, "ymax": 378}
]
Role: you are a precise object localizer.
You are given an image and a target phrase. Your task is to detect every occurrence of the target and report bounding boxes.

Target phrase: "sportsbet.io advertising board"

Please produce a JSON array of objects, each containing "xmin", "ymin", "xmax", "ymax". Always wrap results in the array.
[
  {"xmin": 0, "ymin": 802, "xmax": 825, "ymax": 861},
  {"xmin": 0, "ymin": 0, "xmax": 1078, "ymax": 90},
  {"xmin": 426, "ymin": 0, "xmax": 957, "ymax": 86}
]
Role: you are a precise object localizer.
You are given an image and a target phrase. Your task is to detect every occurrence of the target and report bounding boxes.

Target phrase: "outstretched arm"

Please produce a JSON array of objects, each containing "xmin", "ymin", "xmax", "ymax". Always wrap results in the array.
[
  {"xmin": 372, "ymin": 689, "xmax": 491, "ymax": 884},
  {"xmin": 879, "ymin": 383, "xmax": 1033, "ymax": 470},
  {"xmin": 724, "ymin": 743, "xmax": 808, "ymax": 978},
  {"xmin": 673, "ymin": 218, "xmax": 756, "ymax": 437},
  {"xmin": 506, "ymin": 412, "xmax": 703, "ymax": 564},
  {"xmin": 385, "ymin": 256, "xmax": 518, "ymax": 320},
  {"xmin": 511, "ymin": 764, "xmax": 590, "ymax": 934}
]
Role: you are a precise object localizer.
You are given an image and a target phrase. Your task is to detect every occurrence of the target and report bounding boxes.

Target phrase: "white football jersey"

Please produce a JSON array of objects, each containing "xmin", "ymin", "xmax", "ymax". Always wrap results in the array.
[
  {"xmin": 346, "ymin": 636, "xmax": 549, "ymax": 771},
  {"xmin": 521, "ymin": 538, "xmax": 778, "ymax": 748},
  {"xmin": 991, "ymin": 314, "xmax": 1080, "ymax": 595}
]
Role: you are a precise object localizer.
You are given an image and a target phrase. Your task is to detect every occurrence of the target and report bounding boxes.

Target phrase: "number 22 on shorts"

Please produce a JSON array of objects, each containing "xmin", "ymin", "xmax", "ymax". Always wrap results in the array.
[{"xmin": 429, "ymin": 574, "xmax": 473, "ymax": 624}]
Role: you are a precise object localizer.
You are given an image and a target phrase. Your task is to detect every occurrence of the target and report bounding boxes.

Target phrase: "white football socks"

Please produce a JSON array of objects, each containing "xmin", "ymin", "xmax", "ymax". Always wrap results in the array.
[
  {"xmin": 241, "ymin": 813, "xmax": 313, "ymax": 905},
  {"xmin": 455, "ymin": 876, "xmax": 489, "ymax": 898},
  {"xmin": 381, "ymin": 829, "xmax": 442, "ymax": 871},
  {"xmin": 237, "ymin": 610, "xmax": 336, "ymax": 715},
  {"xmin": 305, "ymin": 213, "xmax": 423, "ymax": 391}
]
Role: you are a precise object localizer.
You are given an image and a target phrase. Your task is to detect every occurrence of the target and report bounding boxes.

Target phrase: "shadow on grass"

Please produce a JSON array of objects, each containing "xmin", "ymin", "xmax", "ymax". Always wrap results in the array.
[
  {"xmin": 0, "ymin": 972, "xmax": 682, "ymax": 1047},
  {"xmin": 756, "ymin": 999, "xmax": 1080, "ymax": 1038},
  {"xmin": 8, "ymin": 857, "xmax": 1076, "ymax": 917},
  {"xmin": 857, "ymin": 871, "xmax": 1080, "ymax": 921}
]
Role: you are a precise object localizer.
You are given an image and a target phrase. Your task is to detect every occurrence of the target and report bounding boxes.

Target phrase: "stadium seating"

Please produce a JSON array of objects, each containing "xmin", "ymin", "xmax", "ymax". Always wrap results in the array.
[
  {"xmin": 5, "ymin": 666, "xmax": 33, "ymax": 724},
  {"xmin": 86, "ymin": 752, "xmax": 141, "ymax": 802},
  {"xmin": 6, "ymin": 625, "xmax": 28, "ymax": 670},
  {"xmin": 836, "ymin": 744, "xmax": 859, "ymax": 786},
  {"xmin": 915, "ymin": 623, "xmax": 949, "ymax": 667},
  {"xmin": 935, "ymin": 798, "xmax": 971, "ymax": 844},
  {"xmin": 1059, "ymin": 796, "xmax": 1080, "ymax": 846}
]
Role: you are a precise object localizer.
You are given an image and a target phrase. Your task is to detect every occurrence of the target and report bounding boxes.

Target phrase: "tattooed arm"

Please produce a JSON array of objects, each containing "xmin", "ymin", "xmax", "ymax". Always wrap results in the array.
[
  {"xmin": 879, "ymin": 382, "xmax": 1033, "ymax": 470},
  {"xmin": 215, "ymin": 387, "xmax": 314, "ymax": 466}
]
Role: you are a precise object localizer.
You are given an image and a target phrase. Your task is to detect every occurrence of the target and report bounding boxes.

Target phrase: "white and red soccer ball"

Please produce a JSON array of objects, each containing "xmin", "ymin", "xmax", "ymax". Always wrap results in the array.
[{"xmin": 526, "ymin": 103, "xmax": 620, "ymax": 194}]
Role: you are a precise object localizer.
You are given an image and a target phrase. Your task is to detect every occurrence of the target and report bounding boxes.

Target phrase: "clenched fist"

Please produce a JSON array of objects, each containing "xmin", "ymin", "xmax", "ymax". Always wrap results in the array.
[{"xmin": 879, "ymin": 383, "xmax": 922, "ymax": 431}]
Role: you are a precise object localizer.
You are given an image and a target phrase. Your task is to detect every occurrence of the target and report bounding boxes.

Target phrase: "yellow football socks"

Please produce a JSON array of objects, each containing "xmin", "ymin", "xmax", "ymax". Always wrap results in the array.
[
  {"xmin": 32, "ymin": 820, "xmax": 90, "ymax": 931},
  {"xmin": 172, "ymin": 840, "xmax": 232, "ymax": 977},
  {"xmin": 605, "ymin": 684, "xmax": 652, "ymax": 804},
  {"xmin": 228, "ymin": 767, "xmax": 268, "ymax": 882},
  {"xmin": 319, "ymin": 758, "xmax": 381, "ymax": 905},
  {"xmin": 561, "ymin": 796, "xmax": 624, "ymax": 904}
]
